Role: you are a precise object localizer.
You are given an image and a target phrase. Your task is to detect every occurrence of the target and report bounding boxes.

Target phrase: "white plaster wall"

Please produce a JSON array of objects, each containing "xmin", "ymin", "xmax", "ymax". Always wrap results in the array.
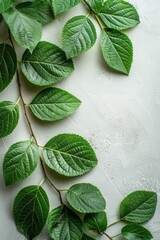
[{"xmin": 0, "ymin": 0, "xmax": 160, "ymax": 239}]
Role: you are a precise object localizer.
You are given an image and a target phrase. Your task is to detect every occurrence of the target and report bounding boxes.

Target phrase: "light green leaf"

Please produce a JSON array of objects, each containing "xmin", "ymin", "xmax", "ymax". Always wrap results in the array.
[
  {"xmin": 3, "ymin": 7, "xmax": 42, "ymax": 52},
  {"xmin": 67, "ymin": 183, "xmax": 106, "ymax": 213},
  {"xmin": 83, "ymin": 212, "xmax": 107, "ymax": 238},
  {"xmin": 13, "ymin": 185, "xmax": 49, "ymax": 239},
  {"xmin": 62, "ymin": 15, "xmax": 97, "ymax": 59},
  {"xmin": 0, "ymin": 0, "xmax": 15, "ymax": 13},
  {"xmin": 29, "ymin": 87, "xmax": 81, "ymax": 121},
  {"xmin": 85, "ymin": 0, "xmax": 104, "ymax": 13},
  {"xmin": 101, "ymin": 28, "xmax": 133, "ymax": 75},
  {"xmin": 122, "ymin": 224, "xmax": 153, "ymax": 240},
  {"xmin": 3, "ymin": 140, "xmax": 40, "ymax": 185},
  {"xmin": 43, "ymin": 134, "xmax": 98, "ymax": 177},
  {"xmin": 51, "ymin": 0, "xmax": 81, "ymax": 16},
  {"xmin": 98, "ymin": 0, "xmax": 140, "ymax": 31},
  {"xmin": 82, "ymin": 234, "xmax": 95, "ymax": 240},
  {"xmin": 0, "ymin": 101, "xmax": 19, "ymax": 138},
  {"xmin": 120, "ymin": 191, "xmax": 157, "ymax": 224},
  {"xmin": 48, "ymin": 205, "xmax": 83, "ymax": 240},
  {"xmin": 21, "ymin": 41, "xmax": 74, "ymax": 86},
  {"xmin": 0, "ymin": 43, "xmax": 17, "ymax": 93}
]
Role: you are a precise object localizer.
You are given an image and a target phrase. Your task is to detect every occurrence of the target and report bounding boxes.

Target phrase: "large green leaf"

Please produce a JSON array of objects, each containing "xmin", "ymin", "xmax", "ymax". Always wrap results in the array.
[
  {"xmin": 3, "ymin": 140, "xmax": 40, "ymax": 185},
  {"xmin": 101, "ymin": 28, "xmax": 133, "ymax": 75},
  {"xmin": 120, "ymin": 191, "xmax": 157, "ymax": 224},
  {"xmin": 13, "ymin": 185, "xmax": 49, "ymax": 239},
  {"xmin": 83, "ymin": 212, "xmax": 107, "ymax": 238},
  {"xmin": 82, "ymin": 234, "xmax": 95, "ymax": 240},
  {"xmin": 3, "ymin": 7, "xmax": 42, "ymax": 52},
  {"xmin": 43, "ymin": 134, "xmax": 98, "ymax": 177},
  {"xmin": 0, "ymin": 101, "xmax": 19, "ymax": 138},
  {"xmin": 122, "ymin": 224, "xmax": 153, "ymax": 240},
  {"xmin": 21, "ymin": 41, "xmax": 74, "ymax": 86},
  {"xmin": 85, "ymin": 0, "xmax": 104, "ymax": 13},
  {"xmin": 0, "ymin": 43, "xmax": 17, "ymax": 93},
  {"xmin": 51, "ymin": 0, "xmax": 81, "ymax": 16},
  {"xmin": 29, "ymin": 87, "xmax": 81, "ymax": 121},
  {"xmin": 98, "ymin": 0, "xmax": 140, "ymax": 31},
  {"xmin": 48, "ymin": 205, "xmax": 82, "ymax": 240},
  {"xmin": 67, "ymin": 183, "xmax": 106, "ymax": 213},
  {"xmin": 62, "ymin": 16, "xmax": 97, "ymax": 59},
  {"xmin": 0, "ymin": 0, "xmax": 15, "ymax": 13}
]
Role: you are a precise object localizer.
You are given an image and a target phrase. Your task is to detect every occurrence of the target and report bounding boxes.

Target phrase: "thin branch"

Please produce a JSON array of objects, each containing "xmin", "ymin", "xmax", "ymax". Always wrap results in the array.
[
  {"xmin": 103, "ymin": 232, "xmax": 113, "ymax": 240},
  {"xmin": 107, "ymin": 220, "xmax": 121, "ymax": 228}
]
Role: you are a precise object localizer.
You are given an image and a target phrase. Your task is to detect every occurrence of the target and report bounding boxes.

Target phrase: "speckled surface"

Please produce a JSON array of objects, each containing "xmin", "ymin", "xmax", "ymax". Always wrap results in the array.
[{"xmin": 0, "ymin": 0, "xmax": 160, "ymax": 239}]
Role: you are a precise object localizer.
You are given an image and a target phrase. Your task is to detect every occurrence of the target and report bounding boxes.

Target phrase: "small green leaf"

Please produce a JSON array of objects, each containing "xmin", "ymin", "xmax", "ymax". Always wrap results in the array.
[
  {"xmin": 85, "ymin": 0, "xmax": 104, "ymax": 13},
  {"xmin": 21, "ymin": 41, "xmax": 74, "ymax": 86},
  {"xmin": 3, "ymin": 140, "xmax": 40, "ymax": 185},
  {"xmin": 0, "ymin": 43, "xmax": 17, "ymax": 93},
  {"xmin": 83, "ymin": 212, "xmax": 107, "ymax": 238},
  {"xmin": 62, "ymin": 16, "xmax": 97, "ymax": 59},
  {"xmin": 13, "ymin": 185, "xmax": 49, "ymax": 239},
  {"xmin": 101, "ymin": 28, "xmax": 133, "ymax": 75},
  {"xmin": 122, "ymin": 224, "xmax": 153, "ymax": 240},
  {"xmin": 0, "ymin": 101, "xmax": 19, "ymax": 138},
  {"xmin": 82, "ymin": 234, "xmax": 95, "ymax": 240},
  {"xmin": 0, "ymin": 0, "xmax": 15, "ymax": 13},
  {"xmin": 29, "ymin": 87, "xmax": 81, "ymax": 121},
  {"xmin": 120, "ymin": 191, "xmax": 157, "ymax": 224},
  {"xmin": 51, "ymin": 0, "xmax": 81, "ymax": 16},
  {"xmin": 98, "ymin": 0, "xmax": 140, "ymax": 31},
  {"xmin": 67, "ymin": 183, "xmax": 106, "ymax": 213},
  {"xmin": 43, "ymin": 134, "xmax": 98, "ymax": 177},
  {"xmin": 48, "ymin": 205, "xmax": 83, "ymax": 240},
  {"xmin": 3, "ymin": 7, "xmax": 42, "ymax": 52}
]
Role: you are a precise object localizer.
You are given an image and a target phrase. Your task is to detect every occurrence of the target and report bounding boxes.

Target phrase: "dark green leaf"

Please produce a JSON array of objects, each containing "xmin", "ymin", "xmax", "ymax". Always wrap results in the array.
[
  {"xmin": 101, "ymin": 28, "xmax": 133, "ymax": 75},
  {"xmin": 51, "ymin": 0, "xmax": 81, "ymax": 16},
  {"xmin": 48, "ymin": 205, "xmax": 82, "ymax": 240},
  {"xmin": 29, "ymin": 87, "xmax": 81, "ymax": 121},
  {"xmin": 13, "ymin": 185, "xmax": 49, "ymax": 239},
  {"xmin": 98, "ymin": 0, "xmax": 140, "ymax": 31},
  {"xmin": 85, "ymin": 0, "xmax": 104, "ymax": 13},
  {"xmin": 122, "ymin": 224, "xmax": 153, "ymax": 240},
  {"xmin": 67, "ymin": 183, "xmax": 106, "ymax": 213},
  {"xmin": 0, "ymin": 0, "xmax": 15, "ymax": 13},
  {"xmin": 43, "ymin": 134, "xmax": 98, "ymax": 176},
  {"xmin": 82, "ymin": 234, "xmax": 95, "ymax": 240},
  {"xmin": 0, "ymin": 101, "xmax": 19, "ymax": 138},
  {"xmin": 3, "ymin": 140, "xmax": 40, "ymax": 185},
  {"xmin": 0, "ymin": 43, "xmax": 17, "ymax": 92},
  {"xmin": 62, "ymin": 16, "xmax": 97, "ymax": 59},
  {"xmin": 120, "ymin": 191, "xmax": 157, "ymax": 224},
  {"xmin": 21, "ymin": 41, "xmax": 74, "ymax": 86}
]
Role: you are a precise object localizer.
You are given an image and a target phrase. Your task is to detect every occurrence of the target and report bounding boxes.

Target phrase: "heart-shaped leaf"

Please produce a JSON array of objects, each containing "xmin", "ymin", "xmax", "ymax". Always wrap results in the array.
[
  {"xmin": 29, "ymin": 87, "xmax": 81, "ymax": 121},
  {"xmin": 21, "ymin": 41, "xmax": 74, "ymax": 86},
  {"xmin": 0, "ymin": 101, "xmax": 19, "ymax": 138},
  {"xmin": 120, "ymin": 191, "xmax": 157, "ymax": 224},
  {"xmin": 51, "ymin": 0, "xmax": 81, "ymax": 16},
  {"xmin": 13, "ymin": 185, "xmax": 49, "ymax": 239},
  {"xmin": 122, "ymin": 224, "xmax": 153, "ymax": 240},
  {"xmin": 67, "ymin": 183, "xmax": 106, "ymax": 213},
  {"xmin": 43, "ymin": 134, "xmax": 98, "ymax": 177},
  {"xmin": 0, "ymin": 43, "xmax": 17, "ymax": 93},
  {"xmin": 0, "ymin": 0, "xmax": 15, "ymax": 13},
  {"xmin": 62, "ymin": 15, "xmax": 97, "ymax": 59},
  {"xmin": 3, "ymin": 140, "xmax": 40, "ymax": 185}
]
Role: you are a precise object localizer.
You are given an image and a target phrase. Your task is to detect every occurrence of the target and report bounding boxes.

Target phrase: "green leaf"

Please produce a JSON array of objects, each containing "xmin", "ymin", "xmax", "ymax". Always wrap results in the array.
[
  {"xmin": 43, "ymin": 134, "xmax": 98, "ymax": 177},
  {"xmin": 48, "ymin": 205, "xmax": 83, "ymax": 240},
  {"xmin": 3, "ymin": 140, "xmax": 40, "ymax": 185},
  {"xmin": 98, "ymin": 0, "xmax": 140, "ymax": 31},
  {"xmin": 29, "ymin": 87, "xmax": 81, "ymax": 121},
  {"xmin": 101, "ymin": 28, "xmax": 133, "ymax": 75},
  {"xmin": 0, "ymin": 43, "xmax": 17, "ymax": 93},
  {"xmin": 13, "ymin": 185, "xmax": 49, "ymax": 239},
  {"xmin": 85, "ymin": 0, "xmax": 104, "ymax": 13},
  {"xmin": 0, "ymin": 101, "xmax": 19, "ymax": 138},
  {"xmin": 3, "ymin": 7, "xmax": 42, "ymax": 52},
  {"xmin": 62, "ymin": 16, "xmax": 97, "ymax": 59},
  {"xmin": 67, "ymin": 183, "xmax": 106, "ymax": 213},
  {"xmin": 122, "ymin": 224, "xmax": 153, "ymax": 240},
  {"xmin": 82, "ymin": 234, "xmax": 95, "ymax": 240},
  {"xmin": 83, "ymin": 212, "xmax": 107, "ymax": 238},
  {"xmin": 0, "ymin": 0, "xmax": 15, "ymax": 13},
  {"xmin": 120, "ymin": 191, "xmax": 157, "ymax": 224},
  {"xmin": 51, "ymin": 0, "xmax": 81, "ymax": 16},
  {"xmin": 21, "ymin": 41, "xmax": 74, "ymax": 86}
]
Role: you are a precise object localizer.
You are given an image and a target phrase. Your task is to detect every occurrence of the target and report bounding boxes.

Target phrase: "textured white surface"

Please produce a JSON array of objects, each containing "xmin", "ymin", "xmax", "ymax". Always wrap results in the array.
[{"xmin": 0, "ymin": 0, "xmax": 160, "ymax": 239}]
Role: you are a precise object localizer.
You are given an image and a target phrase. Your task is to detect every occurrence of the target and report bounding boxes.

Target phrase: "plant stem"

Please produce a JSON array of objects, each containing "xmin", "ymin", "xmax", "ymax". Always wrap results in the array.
[
  {"xmin": 107, "ymin": 220, "xmax": 121, "ymax": 228},
  {"xmin": 103, "ymin": 232, "xmax": 113, "ymax": 240},
  {"xmin": 111, "ymin": 233, "xmax": 121, "ymax": 238},
  {"xmin": 8, "ymin": 29, "xmax": 63, "ymax": 205}
]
